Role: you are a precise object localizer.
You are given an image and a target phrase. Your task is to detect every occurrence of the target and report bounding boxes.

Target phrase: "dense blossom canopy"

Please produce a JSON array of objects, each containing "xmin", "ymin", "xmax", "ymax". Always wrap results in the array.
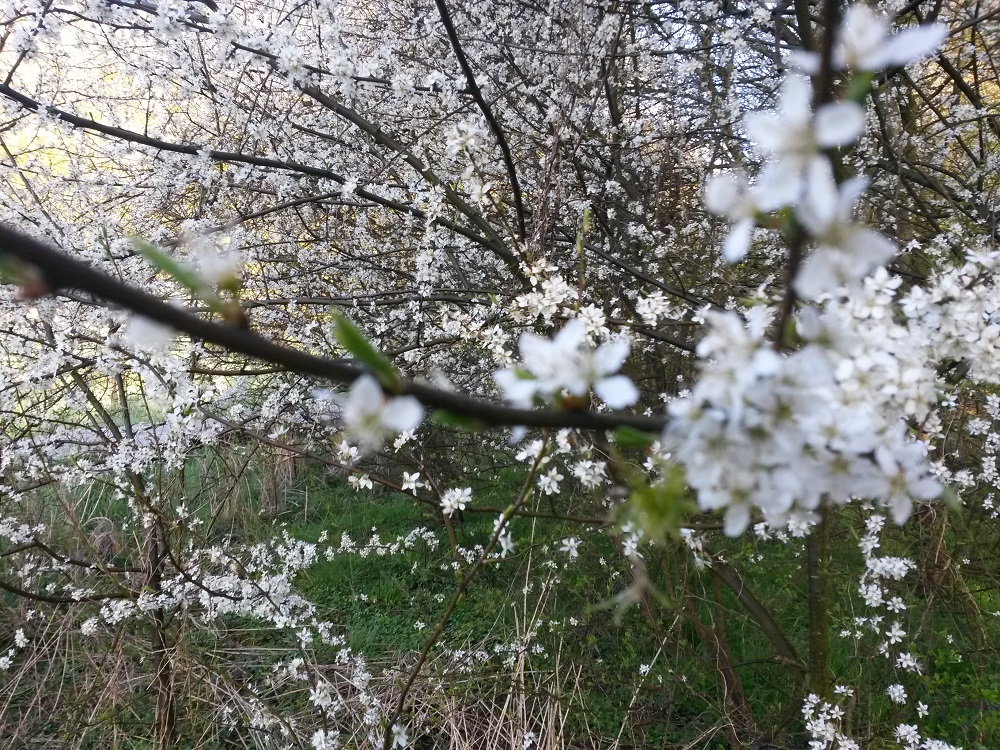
[{"xmin": 0, "ymin": 0, "xmax": 997, "ymax": 748}]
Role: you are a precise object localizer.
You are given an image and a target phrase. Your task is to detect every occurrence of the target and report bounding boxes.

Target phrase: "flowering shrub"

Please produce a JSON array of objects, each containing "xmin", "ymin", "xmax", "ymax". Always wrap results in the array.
[{"xmin": 0, "ymin": 0, "xmax": 998, "ymax": 748}]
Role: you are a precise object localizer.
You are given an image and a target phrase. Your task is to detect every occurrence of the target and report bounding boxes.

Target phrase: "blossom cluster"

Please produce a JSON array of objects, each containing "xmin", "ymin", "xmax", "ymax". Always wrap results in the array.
[
  {"xmin": 314, "ymin": 375, "xmax": 423, "ymax": 452},
  {"xmin": 802, "ymin": 691, "xmax": 857, "ymax": 750},
  {"xmin": 494, "ymin": 318, "xmax": 638, "ymax": 409},
  {"xmin": 708, "ymin": 5, "xmax": 947, "ymax": 299},
  {"xmin": 662, "ymin": 305, "xmax": 940, "ymax": 535},
  {"xmin": 664, "ymin": 6, "xmax": 952, "ymax": 536}
]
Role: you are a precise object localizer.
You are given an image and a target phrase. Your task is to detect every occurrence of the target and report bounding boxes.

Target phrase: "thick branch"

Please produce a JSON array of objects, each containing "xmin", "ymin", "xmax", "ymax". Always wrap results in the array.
[{"xmin": 0, "ymin": 225, "xmax": 667, "ymax": 433}]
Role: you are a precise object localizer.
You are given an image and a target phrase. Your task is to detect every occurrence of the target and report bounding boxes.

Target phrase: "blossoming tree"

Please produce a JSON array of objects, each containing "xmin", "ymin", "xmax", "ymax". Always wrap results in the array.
[{"xmin": 0, "ymin": 0, "xmax": 997, "ymax": 748}]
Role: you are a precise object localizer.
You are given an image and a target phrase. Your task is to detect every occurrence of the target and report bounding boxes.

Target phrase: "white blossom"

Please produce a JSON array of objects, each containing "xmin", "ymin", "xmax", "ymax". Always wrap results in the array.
[
  {"xmin": 440, "ymin": 487, "xmax": 471, "ymax": 517},
  {"xmin": 191, "ymin": 239, "xmax": 243, "ymax": 287},
  {"xmin": 832, "ymin": 5, "xmax": 948, "ymax": 72},
  {"xmin": 494, "ymin": 319, "xmax": 638, "ymax": 409},
  {"xmin": 316, "ymin": 375, "xmax": 423, "ymax": 452},
  {"xmin": 402, "ymin": 472, "xmax": 422, "ymax": 494},
  {"xmin": 886, "ymin": 683, "xmax": 907, "ymax": 704},
  {"xmin": 704, "ymin": 171, "xmax": 759, "ymax": 263},
  {"xmin": 558, "ymin": 537, "xmax": 580, "ymax": 559},
  {"xmin": 742, "ymin": 75, "xmax": 865, "ymax": 211},
  {"xmin": 391, "ymin": 723, "xmax": 409, "ymax": 748},
  {"xmin": 124, "ymin": 315, "xmax": 175, "ymax": 352}
]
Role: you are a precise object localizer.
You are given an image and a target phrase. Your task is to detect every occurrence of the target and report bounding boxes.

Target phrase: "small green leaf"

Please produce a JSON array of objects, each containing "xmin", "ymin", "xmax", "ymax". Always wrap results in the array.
[
  {"xmin": 130, "ymin": 237, "xmax": 227, "ymax": 315},
  {"xmin": 629, "ymin": 462, "xmax": 695, "ymax": 540},
  {"xmin": 940, "ymin": 486, "xmax": 962, "ymax": 513},
  {"xmin": 431, "ymin": 409, "xmax": 484, "ymax": 431},
  {"xmin": 777, "ymin": 206, "xmax": 798, "ymax": 236},
  {"xmin": 845, "ymin": 70, "xmax": 876, "ymax": 104},
  {"xmin": 613, "ymin": 425, "xmax": 655, "ymax": 449},
  {"xmin": 218, "ymin": 273, "xmax": 243, "ymax": 296},
  {"xmin": 333, "ymin": 314, "xmax": 399, "ymax": 388},
  {"xmin": 0, "ymin": 254, "xmax": 27, "ymax": 285}
]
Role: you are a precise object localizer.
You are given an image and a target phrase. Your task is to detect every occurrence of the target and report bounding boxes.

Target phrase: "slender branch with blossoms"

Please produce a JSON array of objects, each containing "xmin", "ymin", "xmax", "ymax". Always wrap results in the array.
[
  {"xmin": 0, "ymin": 224, "xmax": 660, "ymax": 434},
  {"xmin": 668, "ymin": 5, "xmax": 951, "ymax": 537}
]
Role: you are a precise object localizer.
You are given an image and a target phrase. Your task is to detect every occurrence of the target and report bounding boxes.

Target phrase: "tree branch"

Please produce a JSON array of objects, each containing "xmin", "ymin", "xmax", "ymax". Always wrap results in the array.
[
  {"xmin": 0, "ymin": 224, "xmax": 667, "ymax": 433},
  {"xmin": 434, "ymin": 0, "xmax": 528, "ymax": 241},
  {"xmin": 0, "ymin": 83, "xmax": 510, "ymax": 262}
]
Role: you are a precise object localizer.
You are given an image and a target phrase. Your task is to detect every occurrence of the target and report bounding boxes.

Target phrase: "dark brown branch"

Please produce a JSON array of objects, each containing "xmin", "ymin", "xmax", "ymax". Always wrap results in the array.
[
  {"xmin": 709, "ymin": 559, "xmax": 804, "ymax": 674},
  {"xmin": 434, "ymin": 0, "xmax": 528, "ymax": 241},
  {"xmin": 0, "ymin": 224, "xmax": 667, "ymax": 433}
]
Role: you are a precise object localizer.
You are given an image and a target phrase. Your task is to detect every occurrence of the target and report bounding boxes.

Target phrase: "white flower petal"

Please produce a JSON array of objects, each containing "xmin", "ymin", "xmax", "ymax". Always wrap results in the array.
[
  {"xmin": 723, "ymin": 219, "xmax": 754, "ymax": 263},
  {"xmin": 594, "ymin": 375, "xmax": 639, "ymax": 409},
  {"xmin": 345, "ymin": 374, "xmax": 383, "ymax": 418},
  {"xmin": 723, "ymin": 504, "xmax": 752, "ymax": 537},
  {"xmin": 814, "ymin": 101, "xmax": 866, "ymax": 147},
  {"xmin": 788, "ymin": 50, "xmax": 820, "ymax": 74},
  {"xmin": 910, "ymin": 476, "xmax": 941, "ymax": 502},
  {"xmin": 882, "ymin": 24, "xmax": 948, "ymax": 68},
  {"xmin": 561, "ymin": 372, "xmax": 591, "ymax": 397},
  {"xmin": 554, "ymin": 319, "xmax": 588, "ymax": 350},
  {"xmin": 312, "ymin": 388, "xmax": 335, "ymax": 402},
  {"xmin": 797, "ymin": 158, "xmax": 840, "ymax": 235},
  {"xmin": 889, "ymin": 494, "xmax": 912, "ymax": 525},
  {"xmin": 847, "ymin": 227, "xmax": 897, "ymax": 266},
  {"xmin": 381, "ymin": 396, "xmax": 424, "ymax": 432},
  {"xmin": 705, "ymin": 172, "xmax": 742, "ymax": 216},
  {"xmin": 195, "ymin": 243, "xmax": 243, "ymax": 285},
  {"xmin": 518, "ymin": 332, "xmax": 551, "ymax": 372},
  {"xmin": 494, "ymin": 369, "xmax": 539, "ymax": 405},
  {"xmin": 751, "ymin": 348, "xmax": 783, "ymax": 377},
  {"xmin": 794, "ymin": 251, "xmax": 846, "ymax": 299},
  {"xmin": 755, "ymin": 162, "xmax": 802, "ymax": 210},
  {"xmin": 835, "ymin": 4, "xmax": 890, "ymax": 69},
  {"xmin": 125, "ymin": 315, "xmax": 174, "ymax": 352},
  {"xmin": 779, "ymin": 74, "xmax": 813, "ymax": 124},
  {"xmin": 594, "ymin": 338, "xmax": 630, "ymax": 376},
  {"xmin": 837, "ymin": 175, "xmax": 870, "ymax": 215},
  {"xmin": 742, "ymin": 111, "xmax": 787, "ymax": 154}
]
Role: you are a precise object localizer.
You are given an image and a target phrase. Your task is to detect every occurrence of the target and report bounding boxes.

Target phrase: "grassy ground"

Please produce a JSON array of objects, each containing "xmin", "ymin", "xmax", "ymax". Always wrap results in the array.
[
  {"xmin": 267, "ymin": 464, "xmax": 1000, "ymax": 749},
  {"xmin": 278, "ymin": 469, "xmax": 695, "ymax": 745},
  {"xmin": 9, "ymin": 448, "xmax": 1000, "ymax": 749}
]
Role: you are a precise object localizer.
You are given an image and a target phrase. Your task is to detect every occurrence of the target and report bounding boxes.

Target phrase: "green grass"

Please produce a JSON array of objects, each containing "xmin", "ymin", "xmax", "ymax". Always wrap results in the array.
[
  {"xmin": 268, "ymin": 470, "xmax": 752, "ymax": 743},
  {"xmin": 13, "ymin": 450, "xmax": 1000, "ymax": 749}
]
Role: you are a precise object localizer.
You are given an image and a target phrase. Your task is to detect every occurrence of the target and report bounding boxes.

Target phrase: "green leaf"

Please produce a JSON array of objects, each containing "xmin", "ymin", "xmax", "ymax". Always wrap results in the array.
[
  {"xmin": 333, "ymin": 314, "xmax": 399, "ymax": 388},
  {"xmin": 612, "ymin": 425, "xmax": 655, "ymax": 449},
  {"xmin": 431, "ymin": 409, "xmax": 483, "ymax": 431},
  {"xmin": 777, "ymin": 205, "xmax": 798, "ymax": 236},
  {"xmin": 130, "ymin": 237, "xmax": 227, "ymax": 315},
  {"xmin": 0, "ymin": 254, "xmax": 27, "ymax": 285},
  {"xmin": 628, "ymin": 462, "xmax": 695, "ymax": 540},
  {"xmin": 845, "ymin": 70, "xmax": 876, "ymax": 104},
  {"xmin": 940, "ymin": 485, "xmax": 962, "ymax": 513}
]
